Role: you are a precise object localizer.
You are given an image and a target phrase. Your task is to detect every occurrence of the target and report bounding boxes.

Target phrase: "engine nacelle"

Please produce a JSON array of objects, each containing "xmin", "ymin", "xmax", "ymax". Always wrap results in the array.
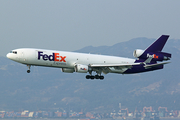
[
  {"xmin": 75, "ymin": 64, "xmax": 89, "ymax": 73},
  {"xmin": 133, "ymin": 49, "xmax": 144, "ymax": 58},
  {"xmin": 61, "ymin": 68, "xmax": 75, "ymax": 73}
]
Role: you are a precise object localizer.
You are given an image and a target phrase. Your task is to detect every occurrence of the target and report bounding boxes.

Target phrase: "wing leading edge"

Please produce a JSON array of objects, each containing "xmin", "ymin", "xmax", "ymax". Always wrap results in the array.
[{"xmin": 90, "ymin": 63, "xmax": 141, "ymax": 68}]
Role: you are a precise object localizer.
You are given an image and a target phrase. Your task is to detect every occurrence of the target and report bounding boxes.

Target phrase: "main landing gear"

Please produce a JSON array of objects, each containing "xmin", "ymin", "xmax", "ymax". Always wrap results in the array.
[
  {"xmin": 86, "ymin": 75, "xmax": 104, "ymax": 80},
  {"xmin": 86, "ymin": 70, "xmax": 104, "ymax": 80},
  {"xmin": 27, "ymin": 65, "xmax": 31, "ymax": 73}
]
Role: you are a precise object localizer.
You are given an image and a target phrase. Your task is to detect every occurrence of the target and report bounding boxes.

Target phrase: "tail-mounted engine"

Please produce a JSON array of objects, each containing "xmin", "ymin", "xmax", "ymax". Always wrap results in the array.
[
  {"xmin": 133, "ymin": 49, "xmax": 171, "ymax": 61},
  {"xmin": 133, "ymin": 49, "xmax": 144, "ymax": 58}
]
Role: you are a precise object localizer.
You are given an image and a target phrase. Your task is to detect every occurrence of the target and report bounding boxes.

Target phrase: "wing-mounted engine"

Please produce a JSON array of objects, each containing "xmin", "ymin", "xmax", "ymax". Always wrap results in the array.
[
  {"xmin": 61, "ymin": 68, "xmax": 75, "ymax": 73},
  {"xmin": 133, "ymin": 49, "xmax": 171, "ymax": 61},
  {"xmin": 75, "ymin": 64, "xmax": 89, "ymax": 73}
]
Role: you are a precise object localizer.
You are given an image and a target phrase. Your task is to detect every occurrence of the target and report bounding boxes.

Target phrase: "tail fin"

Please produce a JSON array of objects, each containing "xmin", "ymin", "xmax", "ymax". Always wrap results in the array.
[
  {"xmin": 145, "ymin": 35, "xmax": 169, "ymax": 52},
  {"xmin": 134, "ymin": 35, "xmax": 171, "ymax": 62}
]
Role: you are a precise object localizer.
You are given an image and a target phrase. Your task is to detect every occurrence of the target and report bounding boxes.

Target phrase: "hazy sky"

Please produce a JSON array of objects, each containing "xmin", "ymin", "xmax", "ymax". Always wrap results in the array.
[{"xmin": 1, "ymin": 0, "xmax": 180, "ymax": 57}]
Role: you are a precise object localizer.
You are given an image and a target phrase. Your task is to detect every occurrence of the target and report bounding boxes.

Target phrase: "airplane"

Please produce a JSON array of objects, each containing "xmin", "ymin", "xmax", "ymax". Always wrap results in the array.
[{"xmin": 6, "ymin": 35, "xmax": 171, "ymax": 80}]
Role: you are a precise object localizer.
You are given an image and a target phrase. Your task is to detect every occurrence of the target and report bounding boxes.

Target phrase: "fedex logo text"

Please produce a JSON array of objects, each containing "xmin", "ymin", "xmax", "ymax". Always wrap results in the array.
[
  {"xmin": 38, "ymin": 51, "xmax": 66, "ymax": 62},
  {"xmin": 147, "ymin": 53, "xmax": 159, "ymax": 59},
  {"xmin": 81, "ymin": 68, "xmax": 87, "ymax": 71}
]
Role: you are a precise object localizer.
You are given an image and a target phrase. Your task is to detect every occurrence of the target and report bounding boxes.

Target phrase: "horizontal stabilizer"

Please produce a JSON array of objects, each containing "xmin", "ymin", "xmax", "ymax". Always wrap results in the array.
[{"xmin": 144, "ymin": 62, "xmax": 170, "ymax": 68}]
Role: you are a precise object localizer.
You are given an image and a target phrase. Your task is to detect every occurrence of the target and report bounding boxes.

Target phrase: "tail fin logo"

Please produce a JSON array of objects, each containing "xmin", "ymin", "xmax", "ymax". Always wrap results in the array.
[
  {"xmin": 153, "ymin": 54, "xmax": 159, "ymax": 59},
  {"xmin": 147, "ymin": 53, "xmax": 159, "ymax": 59}
]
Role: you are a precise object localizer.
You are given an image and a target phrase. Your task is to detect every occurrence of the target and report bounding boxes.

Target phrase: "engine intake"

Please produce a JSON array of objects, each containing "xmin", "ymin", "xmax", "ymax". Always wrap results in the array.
[{"xmin": 133, "ymin": 49, "xmax": 144, "ymax": 58}]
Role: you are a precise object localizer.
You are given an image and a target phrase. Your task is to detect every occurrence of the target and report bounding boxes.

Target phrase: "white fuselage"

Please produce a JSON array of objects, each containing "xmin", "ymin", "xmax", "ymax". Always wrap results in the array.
[{"xmin": 7, "ymin": 48, "xmax": 135, "ymax": 70}]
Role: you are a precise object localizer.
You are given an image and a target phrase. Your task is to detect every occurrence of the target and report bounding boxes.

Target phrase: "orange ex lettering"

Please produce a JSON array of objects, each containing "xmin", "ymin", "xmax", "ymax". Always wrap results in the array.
[
  {"xmin": 60, "ymin": 56, "xmax": 66, "ymax": 62},
  {"xmin": 153, "ymin": 54, "xmax": 159, "ymax": 59},
  {"xmin": 54, "ymin": 53, "xmax": 60, "ymax": 61}
]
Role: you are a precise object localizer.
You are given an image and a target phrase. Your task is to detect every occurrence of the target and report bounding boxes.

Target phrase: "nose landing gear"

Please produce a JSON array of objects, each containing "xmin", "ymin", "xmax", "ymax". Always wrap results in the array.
[{"xmin": 27, "ymin": 65, "xmax": 31, "ymax": 73}]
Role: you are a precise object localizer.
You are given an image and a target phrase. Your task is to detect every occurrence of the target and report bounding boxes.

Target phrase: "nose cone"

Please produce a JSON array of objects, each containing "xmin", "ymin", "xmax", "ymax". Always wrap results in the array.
[
  {"xmin": 6, "ymin": 53, "xmax": 10, "ymax": 59},
  {"xmin": 6, "ymin": 53, "xmax": 14, "ymax": 60}
]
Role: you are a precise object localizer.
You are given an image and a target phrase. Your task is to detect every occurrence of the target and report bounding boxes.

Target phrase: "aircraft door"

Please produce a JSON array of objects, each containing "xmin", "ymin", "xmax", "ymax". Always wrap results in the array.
[{"xmin": 19, "ymin": 51, "xmax": 27, "ymax": 63}]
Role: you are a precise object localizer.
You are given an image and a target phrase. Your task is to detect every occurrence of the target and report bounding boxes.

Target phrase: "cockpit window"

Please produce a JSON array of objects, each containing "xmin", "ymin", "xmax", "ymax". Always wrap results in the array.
[{"xmin": 10, "ymin": 51, "xmax": 17, "ymax": 54}]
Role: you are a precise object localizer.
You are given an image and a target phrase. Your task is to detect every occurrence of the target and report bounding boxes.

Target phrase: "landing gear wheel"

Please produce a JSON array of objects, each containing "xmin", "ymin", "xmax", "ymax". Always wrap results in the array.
[
  {"xmin": 27, "ymin": 70, "xmax": 30, "ymax": 73},
  {"xmin": 90, "ymin": 76, "xmax": 95, "ymax": 80},
  {"xmin": 95, "ymin": 75, "xmax": 99, "ymax": 79},
  {"xmin": 27, "ymin": 65, "xmax": 31, "ymax": 73},
  {"xmin": 100, "ymin": 76, "xmax": 104, "ymax": 80},
  {"xmin": 86, "ymin": 75, "xmax": 95, "ymax": 80},
  {"xmin": 86, "ymin": 75, "xmax": 90, "ymax": 79}
]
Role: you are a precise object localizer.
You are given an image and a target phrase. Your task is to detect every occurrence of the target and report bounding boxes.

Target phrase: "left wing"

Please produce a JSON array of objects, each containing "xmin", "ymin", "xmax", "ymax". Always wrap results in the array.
[
  {"xmin": 89, "ymin": 63, "xmax": 141, "ymax": 74},
  {"xmin": 90, "ymin": 63, "xmax": 141, "ymax": 68}
]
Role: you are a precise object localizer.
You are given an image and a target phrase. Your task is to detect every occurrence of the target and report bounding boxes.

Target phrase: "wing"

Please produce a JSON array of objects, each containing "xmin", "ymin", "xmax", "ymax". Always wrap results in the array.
[
  {"xmin": 89, "ymin": 63, "xmax": 141, "ymax": 74},
  {"xmin": 89, "ymin": 62, "xmax": 170, "ymax": 74},
  {"xmin": 90, "ymin": 63, "xmax": 141, "ymax": 67}
]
